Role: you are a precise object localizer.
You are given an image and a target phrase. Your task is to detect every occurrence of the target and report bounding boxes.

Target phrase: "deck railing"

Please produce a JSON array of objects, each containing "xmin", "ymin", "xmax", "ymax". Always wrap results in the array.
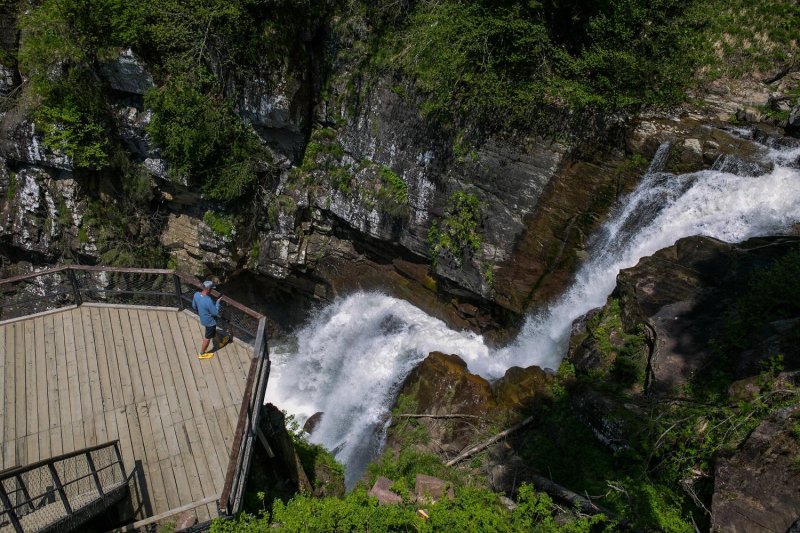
[
  {"xmin": 0, "ymin": 441, "xmax": 126, "ymax": 532},
  {"xmin": 0, "ymin": 266, "xmax": 270, "ymax": 519}
]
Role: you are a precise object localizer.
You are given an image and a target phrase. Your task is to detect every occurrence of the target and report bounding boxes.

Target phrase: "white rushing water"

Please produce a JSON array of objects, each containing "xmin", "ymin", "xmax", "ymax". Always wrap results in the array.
[{"xmin": 267, "ymin": 134, "xmax": 800, "ymax": 487}]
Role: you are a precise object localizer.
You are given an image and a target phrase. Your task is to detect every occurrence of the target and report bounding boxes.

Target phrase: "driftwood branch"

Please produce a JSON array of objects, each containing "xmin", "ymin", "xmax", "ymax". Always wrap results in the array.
[
  {"xmin": 445, "ymin": 416, "xmax": 533, "ymax": 467},
  {"xmin": 396, "ymin": 414, "xmax": 487, "ymax": 421},
  {"xmin": 531, "ymin": 474, "xmax": 615, "ymax": 518}
]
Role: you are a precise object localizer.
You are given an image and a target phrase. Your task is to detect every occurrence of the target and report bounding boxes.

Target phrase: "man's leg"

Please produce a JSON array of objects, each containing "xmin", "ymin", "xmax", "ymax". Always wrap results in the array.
[{"xmin": 200, "ymin": 325, "xmax": 215, "ymax": 354}]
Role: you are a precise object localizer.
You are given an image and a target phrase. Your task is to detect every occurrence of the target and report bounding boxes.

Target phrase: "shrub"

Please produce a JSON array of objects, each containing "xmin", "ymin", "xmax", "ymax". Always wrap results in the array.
[
  {"xmin": 145, "ymin": 72, "xmax": 269, "ymax": 200},
  {"xmin": 428, "ymin": 191, "xmax": 482, "ymax": 266}
]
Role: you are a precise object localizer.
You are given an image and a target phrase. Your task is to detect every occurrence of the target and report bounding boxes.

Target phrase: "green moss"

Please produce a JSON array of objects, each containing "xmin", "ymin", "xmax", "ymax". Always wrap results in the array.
[{"xmin": 203, "ymin": 210, "xmax": 235, "ymax": 237}]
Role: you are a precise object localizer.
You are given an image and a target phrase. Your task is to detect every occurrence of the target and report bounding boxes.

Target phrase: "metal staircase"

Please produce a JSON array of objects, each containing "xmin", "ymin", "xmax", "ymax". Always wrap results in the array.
[{"xmin": 0, "ymin": 441, "xmax": 128, "ymax": 532}]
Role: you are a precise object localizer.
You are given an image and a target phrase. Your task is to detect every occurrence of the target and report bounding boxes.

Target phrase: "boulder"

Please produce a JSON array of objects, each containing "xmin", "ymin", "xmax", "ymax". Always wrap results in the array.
[
  {"xmin": 711, "ymin": 404, "xmax": 800, "ymax": 532},
  {"xmin": 303, "ymin": 412, "xmax": 324, "ymax": 435},
  {"xmin": 615, "ymin": 235, "xmax": 800, "ymax": 393},
  {"xmin": 414, "ymin": 474, "xmax": 454, "ymax": 503},
  {"xmin": 368, "ymin": 476, "xmax": 403, "ymax": 505}
]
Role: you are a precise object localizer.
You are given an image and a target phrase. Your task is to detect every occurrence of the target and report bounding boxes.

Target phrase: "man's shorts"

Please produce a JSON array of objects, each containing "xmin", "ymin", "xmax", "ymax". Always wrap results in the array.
[{"xmin": 204, "ymin": 325, "xmax": 217, "ymax": 339}]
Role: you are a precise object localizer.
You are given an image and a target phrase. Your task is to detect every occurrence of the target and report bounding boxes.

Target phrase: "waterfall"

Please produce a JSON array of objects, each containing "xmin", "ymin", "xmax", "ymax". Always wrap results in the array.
[{"xmin": 267, "ymin": 135, "xmax": 800, "ymax": 487}]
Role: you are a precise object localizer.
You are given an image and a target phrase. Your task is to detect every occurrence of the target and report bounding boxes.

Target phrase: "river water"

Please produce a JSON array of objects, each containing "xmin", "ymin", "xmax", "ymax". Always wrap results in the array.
[{"xmin": 267, "ymin": 133, "xmax": 800, "ymax": 487}]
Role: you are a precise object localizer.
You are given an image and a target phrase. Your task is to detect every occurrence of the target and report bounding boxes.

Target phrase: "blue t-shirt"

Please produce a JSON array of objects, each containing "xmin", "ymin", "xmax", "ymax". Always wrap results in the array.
[{"xmin": 192, "ymin": 292, "xmax": 221, "ymax": 327}]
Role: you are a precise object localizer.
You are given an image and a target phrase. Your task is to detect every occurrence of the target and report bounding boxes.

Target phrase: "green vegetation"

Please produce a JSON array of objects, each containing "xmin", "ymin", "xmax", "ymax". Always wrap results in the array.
[
  {"xmin": 428, "ymin": 191, "xmax": 482, "ymax": 267},
  {"xmin": 203, "ymin": 210, "xmax": 235, "ymax": 238},
  {"xmin": 80, "ymin": 199, "xmax": 166, "ymax": 267},
  {"xmin": 5, "ymin": 171, "xmax": 16, "ymax": 200},
  {"xmin": 370, "ymin": 0, "xmax": 703, "ymax": 130},
  {"xmin": 145, "ymin": 73, "xmax": 268, "ymax": 200},
  {"xmin": 703, "ymin": 249, "xmax": 800, "ymax": 397},
  {"xmin": 585, "ymin": 299, "xmax": 648, "ymax": 388},
  {"xmin": 374, "ymin": 166, "xmax": 408, "ymax": 216},
  {"xmin": 213, "ymin": 465, "xmax": 608, "ymax": 532},
  {"xmin": 692, "ymin": 0, "xmax": 800, "ymax": 79}
]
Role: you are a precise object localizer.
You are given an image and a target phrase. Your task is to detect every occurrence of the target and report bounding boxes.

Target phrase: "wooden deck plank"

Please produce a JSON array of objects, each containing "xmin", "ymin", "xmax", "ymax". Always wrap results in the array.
[
  {"xmin": 136, "ymin": 400, "xmax": 169, "ymax": 514},
  {"xmin": 107, "ymin": 308, "xmax": 135, "ymax": 406},
  {"xmin": 89, "ymin": 307, "xmax": 114, "ymax": 413},
  {"xmin": 80, "ymin": 307, "xmax": 106, "ymax": 445},
  {"xmin": 175, "ymin": 313, "xmax": 225, "ymax": 419},
  {"xmin": 164, "ymin": 313, "xmax": 205, "ymax": 419},
  {"xmin": 43, "ymin": 314, "xmax": 60, "ymax": 431},
  {"xmin": 49, "ymin": 426, "xmax": 62, "ymax": 457},
  {"xmin": 23, "ymin": 319, "xmax": 37, "ymax": 437},
  {"xmin": 3, "ymin": 323, "xmax": 15, "ymax": 452},
  {"xmin": 118, "ymin": 309, "xmax": 146, "ymax": 402},
  {"xmin": 149, "ymin": 310, "xmax": 193, "ymax": 423},
  {"xmin": 0, "ymin": 325, "xmax": 5, "ymax": 447},
  {"xmin": 54, "ymin": 312, "xmax": 74, "ymax": 456},
  {"xmin": 135, "ymin": 310, "xmax": 166, "ymax": 399},
  {"xmin": 194, "ymin": 415, "xmax": 223, "ymax": 488},
  {"xmin": 159, "ymin": 457, "xmax": 181, "ymax": 511},
  {"xmin": 128, "ymin": 310, "xmax": 156, "ymax": 400},
  {"xmin": 147, "ymin": 311, "xmax": 184, "ymax": 421},
  {"xmin": 181, "ymin": 418, "xmax": 217, "ymax": 515},
  {"xmin": 14, "ymin": 322, "xmax": 25, "ymax": 457},
  {"xmin": 114, "ymin": 407, "xmax": 135, "ymax": 478},
  {"xmin": 71, "ymin": 308, "xmax": 95, "ymax": 427},
  {"xmin": 34, "ymin": 317, "xmax": 49, "ymax": 452},
  {"xmin": 175, "ymin": 422, "xmax": 209, "ymax": 523},
  {"xmin": 15, "ymin": 435, "xmax": 26, "ymax": 467},
  {"xmin": 124, "ymin": 404, "xmax": 147, "ymax": 520},
  {"xmin": 147, "ymin": 397, "xmax": 170, "ymax": 464},
  {"xmin": 62, "ymin": 310, "xmax": 82, "ymax": 424},
  {"xmin": 25, "ymin": 433, "xmax": 38, "ymax": 463},
  {"xmin": 215, "ymin": 408, "xmax": 234, "ymax": 454},
  {"xmin": 98, "ymin": 307, "xmax": 125, "ymax": 410}
]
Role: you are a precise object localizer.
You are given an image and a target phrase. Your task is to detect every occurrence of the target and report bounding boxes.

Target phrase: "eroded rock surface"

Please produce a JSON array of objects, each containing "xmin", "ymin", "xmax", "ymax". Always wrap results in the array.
[{"xmin": 711, "ymin": 404, "xmax": 800, "ymax": 533}]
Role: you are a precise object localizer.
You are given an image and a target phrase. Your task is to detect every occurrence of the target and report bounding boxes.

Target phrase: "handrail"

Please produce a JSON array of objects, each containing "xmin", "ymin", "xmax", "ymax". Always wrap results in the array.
[
  {"xmin": 0, "ymin": 440, "xmax": 126, "ymax": 533},
  {"xmin": 0, "ymin": 441, "xmax": 119, "ymax": 479}
]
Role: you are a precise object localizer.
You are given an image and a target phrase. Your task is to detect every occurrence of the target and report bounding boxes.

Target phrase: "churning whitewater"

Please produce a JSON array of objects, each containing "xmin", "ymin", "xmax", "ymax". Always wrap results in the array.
[{"xmin": 267, "ymin": 134, "xmax": 800, "ymax": 486}]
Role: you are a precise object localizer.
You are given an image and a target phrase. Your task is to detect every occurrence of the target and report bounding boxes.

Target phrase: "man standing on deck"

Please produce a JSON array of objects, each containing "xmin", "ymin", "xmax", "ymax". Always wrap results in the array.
[{"xmin": 192, "ymin": 280, "xmax": 230, "ymax": 359}]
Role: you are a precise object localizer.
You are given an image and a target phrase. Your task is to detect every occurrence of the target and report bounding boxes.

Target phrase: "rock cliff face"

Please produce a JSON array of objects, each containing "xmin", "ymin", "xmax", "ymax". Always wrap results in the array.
[{"xmin": 0, "ymin": 7, "xmax": 797, "ymax": 341}]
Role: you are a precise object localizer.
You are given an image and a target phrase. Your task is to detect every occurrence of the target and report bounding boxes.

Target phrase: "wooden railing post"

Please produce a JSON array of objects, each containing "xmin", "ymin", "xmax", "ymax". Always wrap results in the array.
[
  {"xmin": 0, "ymin": 482, "xmax": 23, "ymax": 533},
  {"xmin": 66, "ymin": 268, "xmax": 82, "ymax": 306},
  {"xmin": 173, "ymin": 274, "xmax": 183, "ymax": 310},
  {"xmin": 85, "ymin": 451, "xmax": 104, "ymax": 497},
  {"xmin": 47, "ymin": 463, "xmax": 72, "ymax": 515}
]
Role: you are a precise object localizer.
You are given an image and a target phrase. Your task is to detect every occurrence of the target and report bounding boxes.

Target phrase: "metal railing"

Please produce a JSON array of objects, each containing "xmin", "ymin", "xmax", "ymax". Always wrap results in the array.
[
  {"xmin": 0, "ymin": 266, "xmax": 271, "ymax": 519},
  {"xmin": 0, "ymin": 441, "xmax": 126, "ymax": 532}
]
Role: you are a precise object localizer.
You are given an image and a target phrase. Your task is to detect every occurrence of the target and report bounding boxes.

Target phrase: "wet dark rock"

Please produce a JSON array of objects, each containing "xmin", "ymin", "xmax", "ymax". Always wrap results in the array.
[
  {"xmin": 303, "ymin": 411, "xmax": 324, "ymax": 435},
  {"xmin": 711, "ymin": 404, "xmax": 800, "ymax": 533},
  {"xmin": 615, "ymin": 235, "xmax": 800, "ymax": 394},
  {"xmin": 787, "ymin": 103, "xmax": 800, "ymax": 138},
  {"xmin": 98, "ymin": 48, "xmax": 154, "ymax": 95}
]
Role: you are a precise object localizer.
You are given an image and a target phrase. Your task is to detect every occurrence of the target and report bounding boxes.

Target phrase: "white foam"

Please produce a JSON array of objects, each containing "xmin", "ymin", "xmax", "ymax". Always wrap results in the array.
[{"xmin": 268, "ymin": 140, "xmax": 800, "ymax": 486}]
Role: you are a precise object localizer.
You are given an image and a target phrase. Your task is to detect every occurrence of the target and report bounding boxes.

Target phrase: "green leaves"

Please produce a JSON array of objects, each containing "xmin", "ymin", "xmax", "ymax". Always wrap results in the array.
[
  {"xmin": 145, "ymin": 73, "xmax": 269, "ymax": 200},
  {"xmin": 428, "ymin": 191, "xmax": 483, "ymax": 267}
]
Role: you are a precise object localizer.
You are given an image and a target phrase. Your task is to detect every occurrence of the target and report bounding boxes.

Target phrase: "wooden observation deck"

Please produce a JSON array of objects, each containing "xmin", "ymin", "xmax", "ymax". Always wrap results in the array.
[{"xmin": 0, "ymin": 267, "xmax": 270, "ymax": 531}]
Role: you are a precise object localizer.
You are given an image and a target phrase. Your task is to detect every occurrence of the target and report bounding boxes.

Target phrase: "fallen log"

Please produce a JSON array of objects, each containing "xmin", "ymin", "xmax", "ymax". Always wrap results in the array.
[
  {"xmin": 445, "ymin": 415, "xmax": 534, "ymax": 467},
  {"xmin": 396, "ymin": 414, "xmax": 486, "ymax": 420},
  {"xmin": 530, "ymin": 474, "xmax": 615, "ymax": 518}
]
